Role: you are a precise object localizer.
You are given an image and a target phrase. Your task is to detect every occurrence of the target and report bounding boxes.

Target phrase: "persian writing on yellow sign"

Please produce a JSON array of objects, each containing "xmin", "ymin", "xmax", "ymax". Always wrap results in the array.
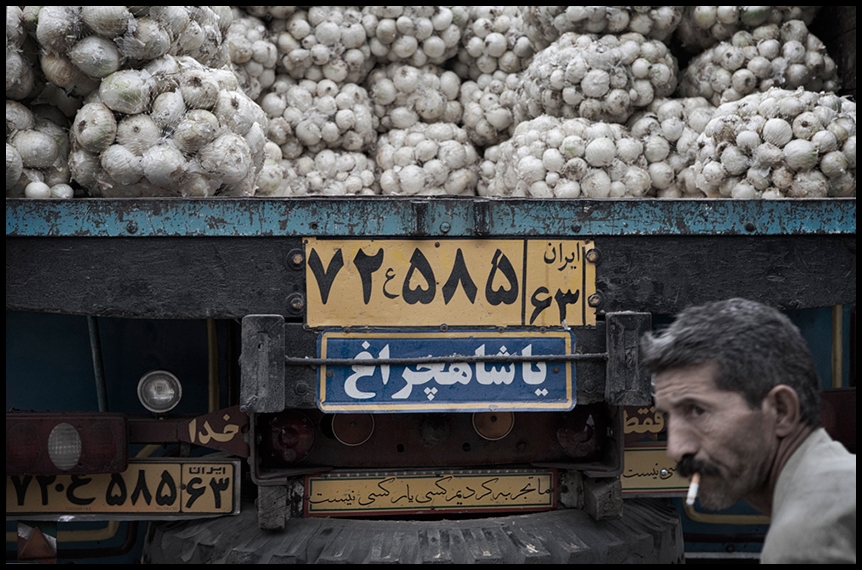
[
  {"xmin": 305, "ymin": 238, "xmax": 596, "ymax": 327},
  {"xmin": 7, "ymin": 460, "xmax": 238, "ymax": 516},
  {"xmin": 306, "ymin": 471, "xmax": 555, "ymax": 516},
  {"xmin": 621, "ymin": 447, "xmax": 688, "ymax": 494}
]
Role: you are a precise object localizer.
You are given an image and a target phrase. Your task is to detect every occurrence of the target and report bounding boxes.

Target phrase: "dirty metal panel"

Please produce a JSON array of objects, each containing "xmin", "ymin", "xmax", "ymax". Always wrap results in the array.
[
  {"xmin": 305, "ymin": 469, "xmax": 556, "ymax": 517},
  {"xmin": 594, "ymin": 235, "xmax": 856, "ymax": 313},
  {"xmin": 7, "ymin": 459, "xmax": 240, "ymax": 520},
  {"xmin": 241, "ymin": 315, "xmax": 286, "ymax": 414},
  {"xmin": 305, "ymin": 238, "xmax": 596, "ymax": 328},
  {"xmin": 6, "ymin": 236, "xmax": 305, "ymax": 319},
  {"xmin": 6, "ymin": 198, "xmax": 855, "ymax": 238},
  {"xmin": 317, "ymin": 330, "xmax": 576, "ymax": 413}
]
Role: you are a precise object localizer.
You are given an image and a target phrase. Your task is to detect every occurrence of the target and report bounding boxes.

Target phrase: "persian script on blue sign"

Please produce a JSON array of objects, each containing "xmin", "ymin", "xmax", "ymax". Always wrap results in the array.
[{"xmin": 317, "ymin": 331, "xmax": 576, "ymax": 413}]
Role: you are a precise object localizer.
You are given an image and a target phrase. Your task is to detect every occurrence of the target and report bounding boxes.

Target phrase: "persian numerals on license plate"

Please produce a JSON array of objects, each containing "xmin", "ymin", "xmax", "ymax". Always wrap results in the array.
[
  {"xmin": 318, "ymin": 330, "xmax": 575, "ymax": 413},
  {"xmin": 6, "ymin": 460, "xmax": 240, "ymax": 519},
  {"xmin": 305, "ymin": 238, "xmax": 596, "ymax": 328}
]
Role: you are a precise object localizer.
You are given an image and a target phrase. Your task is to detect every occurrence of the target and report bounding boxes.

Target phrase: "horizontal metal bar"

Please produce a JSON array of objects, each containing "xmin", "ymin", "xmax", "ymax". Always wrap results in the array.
[
  {"xmin": 6, "ymin": 197, "xmax": 856, "ymax": 237},
  {"xmin": 285, "ymin": 353, "xmax": 607, "ymax": 367}
]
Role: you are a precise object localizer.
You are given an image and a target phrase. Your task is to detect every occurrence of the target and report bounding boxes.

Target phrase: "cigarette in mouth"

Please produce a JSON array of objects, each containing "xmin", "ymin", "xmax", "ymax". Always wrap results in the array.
[{"xmin": 686, "ymin": 473, "xmax": 701, "ymax": 506}]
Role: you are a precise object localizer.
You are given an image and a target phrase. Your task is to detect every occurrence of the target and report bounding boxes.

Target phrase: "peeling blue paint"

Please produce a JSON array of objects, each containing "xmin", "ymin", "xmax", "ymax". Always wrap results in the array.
[{"xmin": 6, "ymin": 198, "xmax": 856, "ymax": 238}]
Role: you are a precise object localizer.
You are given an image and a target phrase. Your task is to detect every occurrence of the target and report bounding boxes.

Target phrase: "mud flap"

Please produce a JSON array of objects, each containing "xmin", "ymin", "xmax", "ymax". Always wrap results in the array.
[{"xmin": 143, "ymin": 498, "xmax": 683, "ymax": 564}]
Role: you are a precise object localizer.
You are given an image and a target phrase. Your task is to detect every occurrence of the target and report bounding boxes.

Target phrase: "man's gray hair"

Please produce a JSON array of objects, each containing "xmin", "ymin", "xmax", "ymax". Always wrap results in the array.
[{"xmin": 641, "ymin": 298, "xmax": 821, "ymax": 427}]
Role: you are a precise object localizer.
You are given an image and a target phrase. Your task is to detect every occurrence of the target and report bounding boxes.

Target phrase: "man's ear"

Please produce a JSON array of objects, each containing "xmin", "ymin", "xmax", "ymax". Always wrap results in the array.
[{"xmin": 763, "ymin": 385, "xmax": 801, "ymax": 437}]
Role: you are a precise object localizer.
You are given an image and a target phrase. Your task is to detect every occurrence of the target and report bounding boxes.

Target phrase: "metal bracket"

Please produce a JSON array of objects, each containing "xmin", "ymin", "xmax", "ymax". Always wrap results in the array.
[
  {"xmin": 605, "ymin": 312, "xmax": 652, "ymax": 406},
  {"xmin": 240, "ymin": 315, "xmax": 285, "ymax": 414}
]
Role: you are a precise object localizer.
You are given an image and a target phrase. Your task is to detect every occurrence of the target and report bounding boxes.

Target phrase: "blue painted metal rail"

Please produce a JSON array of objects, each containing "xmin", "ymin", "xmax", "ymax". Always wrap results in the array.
[{"xmin": 5, "ymin": 198, "xmax": 855, "ymax": 238}]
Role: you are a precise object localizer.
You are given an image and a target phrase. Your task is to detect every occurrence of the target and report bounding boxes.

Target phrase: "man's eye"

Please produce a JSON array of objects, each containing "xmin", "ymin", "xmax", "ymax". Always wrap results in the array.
[{"xmin": 691, "ymin": 405, "xmax": 705, "ymax": 417}]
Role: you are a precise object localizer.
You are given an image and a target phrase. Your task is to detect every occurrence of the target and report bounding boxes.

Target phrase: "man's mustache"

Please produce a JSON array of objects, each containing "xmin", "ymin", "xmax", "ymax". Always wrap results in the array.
[{"xmin": 676, "ymin": 455, "xmax": 721, "ymax": 478}]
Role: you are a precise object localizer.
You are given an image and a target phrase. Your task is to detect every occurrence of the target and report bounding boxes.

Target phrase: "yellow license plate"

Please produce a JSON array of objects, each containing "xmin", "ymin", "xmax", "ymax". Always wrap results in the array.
[
  {"xmin": 7, "ymin": 459, "xmax": 240, "ymax": 519},
  {"xmin": 305, "ymin": 239, "xmax": 596, "ymax": 327},
  {"xmin": 621, "ymin": 447, "xmax": 688, "ymax": 495},
  {"xmin": 305, "ymin": 470, "xmax": 556, "ymax": 516}
]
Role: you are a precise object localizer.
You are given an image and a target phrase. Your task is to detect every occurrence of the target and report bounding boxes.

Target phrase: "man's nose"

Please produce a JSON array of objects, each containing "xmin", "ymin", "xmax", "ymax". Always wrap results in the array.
[{"xmin": 665, "ymin": 417, "xmax": 699, "ymax": 463}]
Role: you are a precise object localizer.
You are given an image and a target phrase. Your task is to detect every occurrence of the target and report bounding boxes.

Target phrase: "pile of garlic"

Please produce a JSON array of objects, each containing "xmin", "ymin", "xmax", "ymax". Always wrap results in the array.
[
  {"xmin": 516, "ymin": 32, "xmax": 678, "ymax": 125},
  {"xmin": 270, "ymin": 7, "xmax": 375, "ymax": 85},
  {"xmin": 453, "ymin": 6, "xmax": 535, "ymax": 81},
  {"xmin": 69, "ymin": 55, "xmax": 268, "ymax": 197},
  {"xmin": 523, "ymin": 6, "xmax": 682, "ymax": 50},
  {"xmin": 32, "ymin": 6, "xmax": 232, "ymax": 100},
  {"xmin": 6, "ymin": 100, "xmax": 73, "ymax": 198},
  {"xmin": 366, "ymin": 63, "xmax": 463, "ymax": 131},
  {"xmin": 626, "ymin": 97, "xmax": 717, "ymax": 198},
  {"xmin": 679, "ymin": 20, "xmax": 840, "ymax": 106},
  {"xmin": 225, "ymin": 9, "xmax": 278, "ymax": 101},
  {"xmin": 259, "ymin": 78, "xmax": 378, "ymax": 157},
  {"xmin": 480, "ymin": 115, "xmax": 654, "ymax": 198},
  {"xmin": 693, "ymin": 87, "xmax": 855, "ymax": 198},
  {"xmin": 271, "ymin": 149, "xmax": 380, "ymax": 196},
  {"xmin": 676, "ymin": 6, "xmax": 819, "ymax": 53},
  {"xmin": 361, "ymin": 6, "xmax": 468, "ymax": 67},
  {"xmin": 376, "ymin": 123, "xmax": 479, "ymax": 195}
]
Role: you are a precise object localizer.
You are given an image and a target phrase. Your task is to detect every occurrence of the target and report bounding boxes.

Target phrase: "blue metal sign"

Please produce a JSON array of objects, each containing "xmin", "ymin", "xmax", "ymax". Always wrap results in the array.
[{"xmin": 317, "ymin": 331, "xmax": 576, "ymax": 413}]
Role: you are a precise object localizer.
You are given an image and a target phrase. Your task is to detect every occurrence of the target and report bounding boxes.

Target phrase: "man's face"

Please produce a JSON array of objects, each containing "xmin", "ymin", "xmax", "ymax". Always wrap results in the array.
[{"xmin": 653, "ymin": 362, "xmax": 777, "ymax": 511}]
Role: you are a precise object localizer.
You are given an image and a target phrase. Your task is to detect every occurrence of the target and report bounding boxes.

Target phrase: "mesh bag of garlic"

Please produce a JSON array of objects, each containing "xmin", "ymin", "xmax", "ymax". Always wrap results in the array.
[
  {"xmin": 6, "ymin": 101, "xmax": 74, "ymax": 198},
  {"xmin": 225, "ymin": 8, "xmax": 278, "ymax": 102},
  {"xmin": 31, "ymin": 6, "xmax": 231, "ymax": 100},
  {"xmin": 481, "ymin": 115, "xmax": 660, "ymax": 199},
  {"xmin": 270, "ymin": 7, "xmax": 376, "ymax": 85},
  {"xmin": 523, "ymin": 6, "xmax": 683, "ymax": 51},
  {"xmin": 362, "ymin": 6, "xmax": 469, "ymax": 68},
  {"xmin": 6, "ymin": 6, "xmax": 40, "ymax": 102},
  {"xmin": 676, "ymin": 6, "xmax": 819, "ymax": 53},
  {"xmin": 453, "ymin": 6, "xmax": 535, "ymax": 81},
  {"xmin": 376, "ymin": 122, "xmax": 480, "ymax": 196},
  {"xmin": 515, "ymin": 32, "xmax": 678, "ymax": 125},
  {"xmin": 68, "ymin": 55, "xmax": 269, "ymax": 197},
  {"xmin": 693, "ymin": 87, "xmax": 855, "ymax": 198},
  {"xmin": 625, "ymin": 97, "xmax": 717, "ymax": 198},
  {"xmin": 366, "ymin": 62, "xmax": 463, "ymax": 131},
  {"xmin": 679, "ymin": 20, "xmax": 840, "ymax": 107}
]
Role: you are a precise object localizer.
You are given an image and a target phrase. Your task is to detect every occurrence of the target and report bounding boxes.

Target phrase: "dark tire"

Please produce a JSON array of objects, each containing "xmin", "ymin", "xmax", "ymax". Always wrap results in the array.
[{"xmin": 143, "ymin": 498, "xmax": 683, "ymax": 564}]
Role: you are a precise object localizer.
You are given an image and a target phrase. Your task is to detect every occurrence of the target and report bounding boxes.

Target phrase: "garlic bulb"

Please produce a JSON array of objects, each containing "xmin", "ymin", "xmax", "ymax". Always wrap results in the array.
[
  {"xmin": 679, "ymin": 20, "xmax": 840, "ymax": 106},
  {"xmin": 517, "ymin": 32, "xmax": 678, "ymax": 124},
  {"xmin": 693, "ymin": 87, "xmax": 855, "ymax": 198}
]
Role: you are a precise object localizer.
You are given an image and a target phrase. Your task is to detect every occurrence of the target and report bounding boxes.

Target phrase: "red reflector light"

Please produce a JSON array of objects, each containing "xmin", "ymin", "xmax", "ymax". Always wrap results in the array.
[
  {"xmin": 6, "ymin": 413, "xmax": 128, "ymax": 475},
  {"xmin": 261, "ymin": 411, "xmax": 315, "ymax": 463}
]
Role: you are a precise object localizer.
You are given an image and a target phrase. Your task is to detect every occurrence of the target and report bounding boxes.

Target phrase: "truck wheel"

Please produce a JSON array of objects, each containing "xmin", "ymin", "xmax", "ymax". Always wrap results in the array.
[{"xmin": 142, "ymin": 498, "xmax": 683, "ymax": 564}]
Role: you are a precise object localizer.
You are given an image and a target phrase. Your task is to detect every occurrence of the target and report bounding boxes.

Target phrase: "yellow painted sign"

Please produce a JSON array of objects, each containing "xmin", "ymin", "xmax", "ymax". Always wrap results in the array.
[
  {"xmin": 305, "ymin": 470, "xmax": 556, "ymax": 516},
  {"xmin": 621, "ymin": 447, "xmax": 688, "ymax": 494},
  {"xmin": 305, "ymin": 239, "xmax": 596, "ymax": 327},
  {"xmin": 7, "ymin": 460, "xmax": 239, "ymax": 518}
]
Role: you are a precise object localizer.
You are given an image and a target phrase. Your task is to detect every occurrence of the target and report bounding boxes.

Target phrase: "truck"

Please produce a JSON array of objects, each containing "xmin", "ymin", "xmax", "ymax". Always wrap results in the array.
[{"xmin": 6, "ymin": 195, "xmax": 855, "ymax": 563}]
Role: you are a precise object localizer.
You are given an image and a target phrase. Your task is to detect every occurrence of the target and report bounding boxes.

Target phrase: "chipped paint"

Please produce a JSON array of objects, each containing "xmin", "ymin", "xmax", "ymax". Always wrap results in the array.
[{"xmin": 6, "ymin": 198, "xmax": 856, "ymax": 238}]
